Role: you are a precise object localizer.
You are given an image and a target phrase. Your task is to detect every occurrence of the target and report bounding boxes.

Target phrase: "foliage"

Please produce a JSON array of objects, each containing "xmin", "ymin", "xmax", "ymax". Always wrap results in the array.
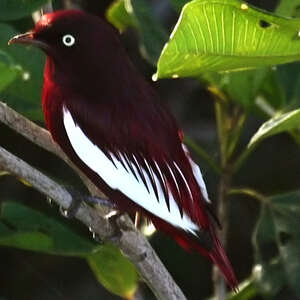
[
  {"xmin": 0, "ymin": 0, "xmax": 300, "ymax": 299},
  {"xmin": 0, "ymin": 201, "xmax": 138, "ymax": 297},
  {"xmin": 156, "ymin": 0, "xmax": 300, "ymax": 78}
]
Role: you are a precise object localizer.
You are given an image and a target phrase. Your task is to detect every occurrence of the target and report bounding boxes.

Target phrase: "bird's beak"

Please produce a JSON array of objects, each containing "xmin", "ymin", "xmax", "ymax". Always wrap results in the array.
[
  {"xmin": 8, "ymin": 32, "xmax": 47, "ymax": 50},
  {"xmin": 8, "ymin": 32, "xmax": 34, "ymax": 45}
]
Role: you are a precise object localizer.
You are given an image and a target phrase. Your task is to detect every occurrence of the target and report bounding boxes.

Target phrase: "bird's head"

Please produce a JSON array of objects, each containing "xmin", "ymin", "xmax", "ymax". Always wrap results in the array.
[{"xmin": 9, "ymin": 10, "xmax": 127, "ymax": 86}]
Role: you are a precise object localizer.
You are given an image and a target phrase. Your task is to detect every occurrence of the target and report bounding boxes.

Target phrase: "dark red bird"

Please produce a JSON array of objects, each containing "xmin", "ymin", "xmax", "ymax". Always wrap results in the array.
[{"xmin": 10, "ymin": 10, "xmax": 237, "ymax": 289}]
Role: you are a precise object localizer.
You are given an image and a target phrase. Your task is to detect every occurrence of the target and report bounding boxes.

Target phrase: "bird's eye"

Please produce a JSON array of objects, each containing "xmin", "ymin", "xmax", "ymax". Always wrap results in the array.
[{"xmin": 62, "ymin": 34, "xmax": 75, "ymax": 47}]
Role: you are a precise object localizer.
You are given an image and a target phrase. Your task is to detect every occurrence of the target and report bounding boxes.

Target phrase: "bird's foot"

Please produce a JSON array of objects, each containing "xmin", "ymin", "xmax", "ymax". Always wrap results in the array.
[
  {"xmin": 60, "ymin": 188, "xmax": 83, "ymax": 218},
  {"xmin": 104, "ymin": 211, "xmax": 124, "ymax": 242},
  {"xmin": 60, "ymin": 187, "xmax": 116, "ymax": 219}
]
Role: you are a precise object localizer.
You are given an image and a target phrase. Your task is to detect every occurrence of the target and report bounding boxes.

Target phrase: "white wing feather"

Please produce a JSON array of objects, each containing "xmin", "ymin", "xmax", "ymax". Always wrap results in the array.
[{"xmin": 63, "ymin": 107, "xmax": 199, "ymax": 234}]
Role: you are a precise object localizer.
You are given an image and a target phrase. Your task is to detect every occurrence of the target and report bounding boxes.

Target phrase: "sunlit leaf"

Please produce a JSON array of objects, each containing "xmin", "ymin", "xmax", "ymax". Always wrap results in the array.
[
  {"xmin": 156, "ymin": 0, "xmax": 300, "ymax": 79},
  {"xmin": 87, "ymin": 243, "xmax": 138, "ymax": 299},
  {"xmin": 0, "ymin": 171, "xmax": 9, "ymax": 176},
  {"xmin": 0, "ymin": 0, "xmax": 49, "ymax": 21},
  {"xmin": 249, "ymin": 109, "xmax": 300, "ymax": 146}
]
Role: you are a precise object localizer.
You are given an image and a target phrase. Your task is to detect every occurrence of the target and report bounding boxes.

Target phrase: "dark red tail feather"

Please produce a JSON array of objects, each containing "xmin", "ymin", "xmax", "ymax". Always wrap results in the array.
[
  {"xmin": 151, "ymin": 216, "xmax": 238, "ymax": 291},
  {"xmin": 205, "ymin": 230, "xmax": 238, "ymax": 291},
  {"xmin": 191, "ymin": 231, "xmax": 238, "ymax": 291}
]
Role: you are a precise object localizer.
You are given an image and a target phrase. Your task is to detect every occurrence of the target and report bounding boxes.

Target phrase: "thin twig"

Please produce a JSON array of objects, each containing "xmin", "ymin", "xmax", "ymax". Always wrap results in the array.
[
  {"xmin": 212, "ymin": 167, "xmax": 232, "ymax": 300},
  {"xmin": 228, "ymin": 187, "xmax": 268, "ymax": 204},
  {"xmin": 0, "ymin": 100, "xmax": 187, "ymax": 300},
  {"xmin": 184, "ymin": 136, "xmax": 221, "ymax": 175},
  {"xmin": 213, "ymin": 98, "xmax": 233, "ymax": 300}
]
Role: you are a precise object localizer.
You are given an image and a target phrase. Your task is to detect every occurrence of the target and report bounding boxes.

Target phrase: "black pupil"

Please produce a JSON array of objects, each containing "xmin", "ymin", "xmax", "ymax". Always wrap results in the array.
[{"xmin": 65, "ymin": 36, "xmax": 72, "ymax": 44}]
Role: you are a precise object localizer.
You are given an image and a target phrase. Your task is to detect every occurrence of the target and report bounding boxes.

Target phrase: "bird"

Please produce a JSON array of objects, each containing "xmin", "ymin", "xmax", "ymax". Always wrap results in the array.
[{"xmin": 9, "ymin": 10, "xmax": 237, "ymax": 289}]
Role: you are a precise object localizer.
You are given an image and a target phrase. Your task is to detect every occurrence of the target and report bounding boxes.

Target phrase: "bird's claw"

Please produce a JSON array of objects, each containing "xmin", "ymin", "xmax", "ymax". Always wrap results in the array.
[
  {"xmin": 60, "ymin": 187, "xmax": 83, "ymax": 218},
  {"xmin": 60, "ymin": 187, "xmax": 116, "ymax": 219}
]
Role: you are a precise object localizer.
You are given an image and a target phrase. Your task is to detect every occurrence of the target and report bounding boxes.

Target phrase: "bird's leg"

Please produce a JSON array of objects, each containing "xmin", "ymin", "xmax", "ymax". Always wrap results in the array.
[
  {"xmin": 104, "ymin": 211, "xmax": 124, "ymax": 242},
  {"xmin": 60, "ymin": 187, "xmax": 116, "ymax": 218},
  {"xmin": 134, "ymin": 212, "xmax": 141, "ymax": 228},
  {"xmin": 84, "ymin": 195, "xmax": 116, "ymax": 209}
]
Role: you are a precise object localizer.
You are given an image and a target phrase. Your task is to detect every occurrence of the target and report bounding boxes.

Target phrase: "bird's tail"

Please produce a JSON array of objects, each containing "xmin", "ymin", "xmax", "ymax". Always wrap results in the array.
[
  {"xmin": 150, "ymin": 216, "xmax": 238, "ymax": 290},
  {"xmin": 195, "ymin": 228, "xmax": 238, "ymax": 291}
]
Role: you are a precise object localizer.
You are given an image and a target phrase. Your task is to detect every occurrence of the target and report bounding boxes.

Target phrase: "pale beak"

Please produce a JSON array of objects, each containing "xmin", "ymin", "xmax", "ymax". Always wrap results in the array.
[
  {"xmin": 8, "ymin": 32, "xmax": 48, "ymax": 50},
  {"xmin": 8, "ymin": 32, "xmax": 34, "ymax": 45}
]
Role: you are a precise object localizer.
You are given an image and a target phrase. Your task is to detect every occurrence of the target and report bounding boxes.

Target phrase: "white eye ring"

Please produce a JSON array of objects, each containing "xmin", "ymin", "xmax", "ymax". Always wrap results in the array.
[{"xmin": 62, "ymin": 34, "xmax": 75, "ymax": 47}]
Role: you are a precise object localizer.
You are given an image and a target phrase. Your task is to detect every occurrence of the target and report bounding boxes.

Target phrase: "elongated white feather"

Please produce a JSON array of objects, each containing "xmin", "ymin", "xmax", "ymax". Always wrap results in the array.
[
  {"xmin": 63, "ymin": 107, "xmax": 199, "ymax": 234},
  {"xmin": 173, "ymin": 161, "xmax": 193, "ymax": 200},
  {"xmin": 182, "ymin": 144, "xmax": 210, "ymax": 202}
]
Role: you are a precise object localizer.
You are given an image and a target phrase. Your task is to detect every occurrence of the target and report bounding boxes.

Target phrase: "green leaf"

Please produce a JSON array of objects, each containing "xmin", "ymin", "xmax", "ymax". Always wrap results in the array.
[
  {"xmin": 271, "ymin": 192, "xmax": 300, "ymax": 295},
  {"xmin": 87, "ymin": 243, "xmax": 138, "ymax": 299},
  {"xmin": 156, "ymin": 0, "xmax": 300, "ymax": 79},
  {"xmin": 129, "ymin": 0, "xmax": 168, "ymax": 63},
  {"xmin": 208, "ymin": 68, "xmax": 271, "ymax": 109},
  {"xmin": 274, "ymin": 1, "xmax": 300, "ymax": 109},
  {"xmin": 0, "ymin": 50, "xmax": 20, "ymax": 91},
  {"xmin": 253, "ymin": 191, "xmax": 300, "ymax": 297},
  {"xmin": 277, "ymin": 63, "xmax": 300, "ymax": 107},
  {"xmin": 0, "ymin": 23, "xmax": 44, "ymax": 120},
  {"xmin": 252, "ymin": 205, "xmax": 286, "ymax": 297},
  {"xmin": 0, "ymin": 0, "xmax": 49, "ymax": 21},
  {"xmin": 107, "ymin": 0, "xmax": 167, "ymax": 63},
  {"xmin": 0, "ymin": 202, "xmax": 96, "ymax": 256},
  {"xmin": 106, "ymin": 0, "xmax": 136, "ymax": 32},
  {"xmin": 0, "ymin": 202, "xmax": 139, "ymax": 298},
  {"xmin": 207, "ymin": 277, "xmax": 258, "ymax": 300},
  {"xmin": 169, "ymin": 0, "xmax": 190, "ymax": 12},
  {"xmin": 276, "ymin": 0, "xmax": 300, "ymax": 16},
  {"xmin": 249, "ymin": 109, "xmax": 300, "ymax": 146}
]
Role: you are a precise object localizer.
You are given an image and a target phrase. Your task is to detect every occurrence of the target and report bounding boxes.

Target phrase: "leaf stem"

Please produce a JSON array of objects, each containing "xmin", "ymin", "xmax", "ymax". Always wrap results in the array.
[
  {"xmin": 213, "ymin": 96, "xmax": 234, "ymax": 300},
  {"xmin": 233, "ymin": 144, "xmax": 257, "ymax": 173},
  {"xmin": 228, "ymin": 188, "xmax": 268, "ymax": 204},
  {"xmin": 213, "ymin": 165, "xmax": 232, "ymax": 300},
  {"xmin": 184, "ymin": 136, "xmax": 221, "ymax": 174},
  {"xmin": 215, "ymin": 100, "xmax": 228, "ymax": 168}
]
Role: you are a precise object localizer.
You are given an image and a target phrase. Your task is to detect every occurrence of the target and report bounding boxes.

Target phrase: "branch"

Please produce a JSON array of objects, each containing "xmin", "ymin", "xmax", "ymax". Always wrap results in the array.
[
  {"xmin": 0, "ymin": 101, "xmax": 187, "ymax": 300},
  {"xmin": 0, "ymin": 145, "xmax": 115, "ymax": 238},
  {"xmin": 212, "ymin": 168, "xmax": 232, "ymax": 300}
]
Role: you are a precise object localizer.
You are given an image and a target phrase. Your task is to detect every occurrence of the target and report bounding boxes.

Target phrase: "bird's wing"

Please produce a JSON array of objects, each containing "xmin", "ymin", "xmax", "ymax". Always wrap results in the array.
[{"xmin": 62, "ymin": 105, "xmax": 210, "ymax": 234}]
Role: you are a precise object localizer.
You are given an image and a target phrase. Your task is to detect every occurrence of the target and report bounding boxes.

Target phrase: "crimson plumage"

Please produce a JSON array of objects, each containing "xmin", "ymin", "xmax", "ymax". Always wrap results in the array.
[{"xmin": 10, "ymin": 10, "xmax": 237, "ymax": 289}]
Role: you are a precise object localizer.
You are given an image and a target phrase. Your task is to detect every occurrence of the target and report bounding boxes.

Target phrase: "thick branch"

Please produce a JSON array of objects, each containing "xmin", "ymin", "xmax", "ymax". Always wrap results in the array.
[{"xmin": 0, "ymin": 101, "xmax": 187, "ymax": 300}]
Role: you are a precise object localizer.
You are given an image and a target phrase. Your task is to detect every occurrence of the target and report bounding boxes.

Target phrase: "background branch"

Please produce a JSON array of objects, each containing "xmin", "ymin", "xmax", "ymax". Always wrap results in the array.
[{"xmin": 0, "ymin": 100, "xmax": 187, "ymax": 300}]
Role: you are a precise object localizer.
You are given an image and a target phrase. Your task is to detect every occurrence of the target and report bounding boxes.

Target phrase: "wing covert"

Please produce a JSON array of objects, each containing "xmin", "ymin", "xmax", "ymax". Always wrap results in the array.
[{"xmin": 63, "ymin": 106, "xmax": 200, "ymax": 234}]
